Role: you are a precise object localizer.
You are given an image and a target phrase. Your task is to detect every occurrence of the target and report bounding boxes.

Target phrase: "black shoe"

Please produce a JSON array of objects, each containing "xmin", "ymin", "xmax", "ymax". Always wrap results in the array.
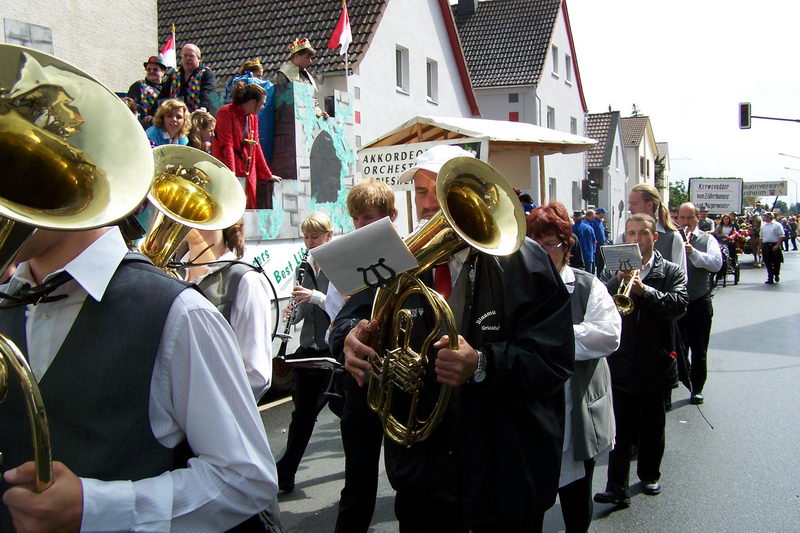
[
  {"xmin": 594, "ymin": 490, "xmax": 631, "ymax": 507},
  {"xmin": 775, "ymin": 275, "xmax": 780, "ymax": 282},
  {"xmin": 690, "ymin": 393, "xmax": 704, "ymax": 405},
  {"xmin": 642, "ymin": 481, "xmax": 662, "ymax": 495},
  {"xmin": 765, "ymin": 280, "xmax": 774, "ymax": 284},
  {"xmin": 278, "ymin": 475, "xmax": 295, "ymax": 493}
]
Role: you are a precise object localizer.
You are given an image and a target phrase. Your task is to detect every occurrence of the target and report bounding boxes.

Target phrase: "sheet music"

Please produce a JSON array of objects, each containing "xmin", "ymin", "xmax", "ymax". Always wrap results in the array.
[
  {"xmin": 310, "ymin": 217, "xmax": 419, "ymax": 295},
  {"xmin": 600, "ymin": 243, "xmax": 643, "ymax": 271}
]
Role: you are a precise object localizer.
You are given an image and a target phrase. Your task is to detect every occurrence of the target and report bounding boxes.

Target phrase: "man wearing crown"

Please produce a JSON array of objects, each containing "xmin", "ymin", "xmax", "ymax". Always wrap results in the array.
[{"xmin": 275, "ymin": 38, "xmax": 328, "ymax": 118}]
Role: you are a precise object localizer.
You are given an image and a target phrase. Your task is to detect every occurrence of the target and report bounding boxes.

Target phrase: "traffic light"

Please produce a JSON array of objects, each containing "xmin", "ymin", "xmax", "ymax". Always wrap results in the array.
[{"xmin": 739, "ymin": 102, "xmax": 751, "ymax": 129}]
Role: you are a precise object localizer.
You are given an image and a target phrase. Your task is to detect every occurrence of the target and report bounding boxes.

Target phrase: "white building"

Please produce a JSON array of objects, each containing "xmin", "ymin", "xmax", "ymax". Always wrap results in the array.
[
  {"xmin": 455, "ymin": 0, "xmax": 589, "ymax": 211},
  {"xmin": 620, "ymin": 115, "xmax": 659, "ymax": 205},
  {"xmin": 586, "ymin": 111, "xmax": 628, "ymax": 239},
  {"xmin": 1, "ymin": 0, "xmax": 158, "ymax": 93}
]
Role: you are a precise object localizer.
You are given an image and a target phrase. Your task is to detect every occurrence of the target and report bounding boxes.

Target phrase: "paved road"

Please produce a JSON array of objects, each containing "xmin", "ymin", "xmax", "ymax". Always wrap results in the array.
[{"xmin": 261, "ymin": 251, "xmax": 800, "ymax": 532}]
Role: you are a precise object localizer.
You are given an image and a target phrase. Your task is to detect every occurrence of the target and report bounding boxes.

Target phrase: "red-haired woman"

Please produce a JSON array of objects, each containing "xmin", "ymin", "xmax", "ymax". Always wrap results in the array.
[
  {"xmin": 212, "ymin": 81, "xmax": 282, "ymax": 208},
  {"xmin": 527, "ymin": 202, "xmax": 621, "ymax": 532}
]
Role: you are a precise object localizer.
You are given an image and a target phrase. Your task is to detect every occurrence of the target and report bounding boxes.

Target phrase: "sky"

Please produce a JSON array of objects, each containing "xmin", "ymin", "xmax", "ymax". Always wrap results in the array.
[{"xmin": 566, "ymin": 0, "xmax": 800, "ymax": 193}]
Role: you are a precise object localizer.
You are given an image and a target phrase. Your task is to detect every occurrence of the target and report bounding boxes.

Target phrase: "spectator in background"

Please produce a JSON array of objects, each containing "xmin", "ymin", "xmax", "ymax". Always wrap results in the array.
[
  {"xmin": 212, "ymin": 82, "xmax": 282, "ymax": 209},
  {"xmin": 160, "ymin": 43, "xmax": 217, "ymax": 114},
  {"xmin": 225, "ymin": 58, "xmax": 266, "ymax": 102},
  {"xmin": 275, "ymin": 38, "xmax": 328, "ymax": 118},
  {"xmin": 145, "ymin": 98, "xmax": 190, "ymax": 147},
  {"xmin": 593, "ymin": 207, "xmax": 609, "ymax": 273},
  {"xmin": 224, "ymin": 57, "xmax": 277, "ymax": 164},
  {"xmin": 187, "ymin": 110, "xmax": 215, "ymax": 153},
  {"xmin": 697, "ymin": 205, "xmax": 715, "ymax": 232},
  {"xmin": 519, "ymin": 193, "xmax": 537, "ymax": 214},
  {"xmin": 127, "ymin": 55, "xmax": 167, "ymax": 127},
  {"xmin": 573, "ymin": 211, "xmax": 597, "ymax": 274},
  {"xmin": 788, "ymin": 216, "xmax": 798, "ymax": 251}
]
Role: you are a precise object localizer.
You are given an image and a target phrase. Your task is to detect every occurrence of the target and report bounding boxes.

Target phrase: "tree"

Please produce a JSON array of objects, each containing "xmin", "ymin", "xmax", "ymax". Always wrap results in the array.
[
  {"xmin": 669, "ymin": 180, "xmax": 688, "ymax": 207},
  {"xmin": 654, "ymin": 155, "xmax": 667, "ymax": 190}
]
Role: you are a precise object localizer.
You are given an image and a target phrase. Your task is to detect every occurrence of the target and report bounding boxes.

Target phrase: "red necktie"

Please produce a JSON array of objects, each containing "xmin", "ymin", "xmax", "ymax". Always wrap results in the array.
[{"xmin": 434, "ymin": 263, "xmax": 452, "ymax": 301}]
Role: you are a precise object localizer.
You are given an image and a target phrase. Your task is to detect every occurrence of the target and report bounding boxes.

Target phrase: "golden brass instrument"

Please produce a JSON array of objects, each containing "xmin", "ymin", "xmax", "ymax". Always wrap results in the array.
[
  {"xmin": 141, "ymin": 145, "xmax": 246, "ymax": 273},
  {"xmin": 367, "ymin": 156, "xmax": 525, "ymax": 447},
  {"xmin": 0, "ymin": 44, "xmax": 154, "ymax": 491},
  {"xmin": 613, "ymin": 269, "xmax": 640, "ymax": 316}
]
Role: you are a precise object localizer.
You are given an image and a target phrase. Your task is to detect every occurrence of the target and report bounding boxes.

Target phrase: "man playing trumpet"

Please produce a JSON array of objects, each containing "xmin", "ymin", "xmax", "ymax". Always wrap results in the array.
[{"xmin": 595, "ymin": 213, "xmax": 687, "ymax": 507}]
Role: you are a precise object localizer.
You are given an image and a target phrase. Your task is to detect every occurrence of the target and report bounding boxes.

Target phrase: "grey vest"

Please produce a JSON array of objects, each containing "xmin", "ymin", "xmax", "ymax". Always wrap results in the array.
[
  {"xmin": 197, "ymin": 262, "xmax": 253, "ymax": 322},
  {"xmin": 654, "ymin": 228, "xmax": 678, "ymax": 263},
  {"xmin": 568, "ymin": 268, "xmax": 615, "ymax": 462},
  {"xmin": 686, "ymin": 231, "xmax": 714, "ymax": 301},
  {"xmin": 0, "ymin": 254, "xmax": 191, "ymax": 531}
]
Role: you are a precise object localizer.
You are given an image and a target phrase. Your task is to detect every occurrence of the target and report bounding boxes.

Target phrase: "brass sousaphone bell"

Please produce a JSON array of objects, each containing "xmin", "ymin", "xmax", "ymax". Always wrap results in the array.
[
  {"xmin": 0, "ymin": 44, "xmax": 154, "ymax": 491},
  {"xmin": 367, "ymin": 156, "xmax": 526, "ymax": 447},
  {"xmin": 140, "ymin": 145, "xmax": 246, "ymax": 273}
]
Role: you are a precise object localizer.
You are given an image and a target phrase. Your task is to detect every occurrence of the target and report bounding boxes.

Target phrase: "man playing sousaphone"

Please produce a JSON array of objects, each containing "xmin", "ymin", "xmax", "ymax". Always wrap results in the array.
[
  {"xmin": 329, "ymin": 145, "xmax": 574, "ymax": 532},
  {"xmin": 595, "ymin": 213, "xmax": 688, "ymax": 508}
]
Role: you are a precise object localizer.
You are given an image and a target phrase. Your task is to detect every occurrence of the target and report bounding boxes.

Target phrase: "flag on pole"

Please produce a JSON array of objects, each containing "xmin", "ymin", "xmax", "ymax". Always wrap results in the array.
[
  {"xmin": 160, "ymin": 24, "xmax": 177, "ymax": 70},
  {"xmin": 328, "ymin": 0, "xmax": 352, "ymax": 56}
]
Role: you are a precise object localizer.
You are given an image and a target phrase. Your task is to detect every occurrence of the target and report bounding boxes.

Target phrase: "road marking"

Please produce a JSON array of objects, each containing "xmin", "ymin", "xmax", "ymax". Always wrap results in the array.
[{"xmin": 259, "ymin": 396, "xmax": 293, "ymax": 412}]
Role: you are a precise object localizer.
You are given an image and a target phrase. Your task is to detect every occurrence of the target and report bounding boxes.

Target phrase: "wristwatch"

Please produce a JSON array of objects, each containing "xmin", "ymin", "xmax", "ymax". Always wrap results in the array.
[{"xmin": 472, "ymin": 350, "xmax": 487, "ymax": 383}]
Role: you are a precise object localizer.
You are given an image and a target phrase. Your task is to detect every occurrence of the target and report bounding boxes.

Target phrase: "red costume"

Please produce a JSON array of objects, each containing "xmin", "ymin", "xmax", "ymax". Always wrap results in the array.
[{"xmin": 212, "ymin": 103, "xmax": 273, "ymax": 208}]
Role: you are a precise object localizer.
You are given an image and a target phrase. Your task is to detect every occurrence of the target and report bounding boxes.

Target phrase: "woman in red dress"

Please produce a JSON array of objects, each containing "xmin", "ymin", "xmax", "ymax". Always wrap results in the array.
[{"xmin": 212, "ymin": 81, "xmax": 281, "ymax": 208}]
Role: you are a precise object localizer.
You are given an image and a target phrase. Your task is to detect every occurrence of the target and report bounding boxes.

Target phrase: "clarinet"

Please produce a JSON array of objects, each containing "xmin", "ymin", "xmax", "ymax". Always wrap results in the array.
[{"xmin": 275, "ymin": 250, "xmax": 309, "ymax": 359}]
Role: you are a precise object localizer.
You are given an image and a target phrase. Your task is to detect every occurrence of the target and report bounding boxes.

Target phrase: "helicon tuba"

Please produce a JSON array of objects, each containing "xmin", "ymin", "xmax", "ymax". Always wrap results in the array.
[
  {"xmin": 0, "ymin": 44, "xmax": 154, "ymax": 491},
  {"xmin": 140, "ymin": 145, "xmax": 246, "ymax": 273},
  {"xmin": 367, "ymin": 156, "xmax": 526, "ymax": 447}
]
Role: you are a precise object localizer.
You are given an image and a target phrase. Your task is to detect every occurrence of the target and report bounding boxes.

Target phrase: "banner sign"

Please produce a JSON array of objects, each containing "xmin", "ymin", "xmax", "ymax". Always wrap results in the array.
[
  {"xmin": 688, "ymin": 178, "xmax": 743, "ymax": 215},
  {"xmin": 742, "ymin": 180, "xmax": 788, "ymax": 198},
  {"xmin": 357, "ymin": 138, "xmax": 488, "ymax": 190},
  {"xmin": 243, "ymin": 241, "xmax": 307, "ymax": 299}
]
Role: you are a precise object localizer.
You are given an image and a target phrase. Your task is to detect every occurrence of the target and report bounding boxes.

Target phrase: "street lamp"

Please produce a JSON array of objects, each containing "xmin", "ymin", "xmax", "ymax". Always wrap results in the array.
[{"xmin": 780, "ymin": 169, "xmax": 800, "ymax": 212}]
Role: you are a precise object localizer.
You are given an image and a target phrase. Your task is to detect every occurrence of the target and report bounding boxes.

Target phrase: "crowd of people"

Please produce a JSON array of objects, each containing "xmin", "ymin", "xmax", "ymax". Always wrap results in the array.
[{"xmin": 2, "ymin": 37, "xmax": 790, "ymax": 533}]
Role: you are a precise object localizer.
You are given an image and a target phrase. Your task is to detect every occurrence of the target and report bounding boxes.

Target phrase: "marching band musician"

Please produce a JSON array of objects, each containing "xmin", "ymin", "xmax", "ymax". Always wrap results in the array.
[
  {"xmin": 594, "ymin": 214, "xmax": 687, "ymax": 508},
  {"xmin": 0, "ymin": 226, "xmax": 277, "ymax": 532},
  {"xmin": 622, "ymin": 184, "xmax": 687, "ymax": 274},
  {"xmin": 676, "ymin": 203, "xmax": 722, "ymax": 406},
  {"xmin": 330, "ymin": 145, "xmax": 574, "ymax": 533},
  {"xmin": 275, "ymin": 212, "xmax": 334, "ymax": 493},
  {"xmin": 527, "ymin": 202, "xmax": 621, "ymax": 533}
]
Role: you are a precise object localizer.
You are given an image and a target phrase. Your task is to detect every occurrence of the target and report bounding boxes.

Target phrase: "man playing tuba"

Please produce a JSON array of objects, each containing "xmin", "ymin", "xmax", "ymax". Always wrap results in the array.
[{"xmin": 330, "ymin": 145, "xmax": 574, "ymax": 533}]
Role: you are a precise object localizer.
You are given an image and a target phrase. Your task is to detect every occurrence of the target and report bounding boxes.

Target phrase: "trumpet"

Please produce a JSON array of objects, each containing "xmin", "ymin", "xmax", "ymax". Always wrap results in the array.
[{"xmin": 613, "ymin": 269, "xmax": 640, "ymax": 316}]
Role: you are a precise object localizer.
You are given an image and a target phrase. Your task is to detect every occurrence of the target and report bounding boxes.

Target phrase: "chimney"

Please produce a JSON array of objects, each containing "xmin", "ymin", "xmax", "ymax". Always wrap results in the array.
[{"xmin": 458, "ymin": 0, "xmax": 479, "ymax": 15}]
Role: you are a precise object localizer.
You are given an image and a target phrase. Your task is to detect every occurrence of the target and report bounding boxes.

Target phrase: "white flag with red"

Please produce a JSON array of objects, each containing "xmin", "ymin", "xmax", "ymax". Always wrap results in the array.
[
  {"xmin": 160, "ymin": 26, "xmax": 177, "ymax": 70},
  {"xmin": 328, "ymin": 0, "xmax": 352, "ymax": 56}
]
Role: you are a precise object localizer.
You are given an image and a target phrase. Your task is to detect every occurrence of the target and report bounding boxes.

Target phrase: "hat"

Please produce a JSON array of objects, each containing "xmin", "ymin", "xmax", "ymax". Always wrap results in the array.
[
  {"xmin": 596, "ymin": 207, "xmax": 607, "ymax": 214},
  {"xmin": 573, "ymin": 210, "xmax": 585, "ymax": 219},
  {"xmin": 764, "ymin": 211, "xmax": 774, "ymax": 218},
  {"xmin": 397, "ymin": 145, "xmax": 477, "ymax": 183},
  {"xmin": 289, "ymin": 38, "xmax": 315, "ymax": 57},
  {"xmin": 143, "ymin": 55, "xmax": 167, "ymax": 70}
]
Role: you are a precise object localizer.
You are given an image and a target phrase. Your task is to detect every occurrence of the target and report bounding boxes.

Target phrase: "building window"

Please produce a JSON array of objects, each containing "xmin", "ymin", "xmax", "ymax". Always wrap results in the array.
[
  {"xmin": 549, "ymin": 177, "xmax": 557, "ymax": 201},
  {"xmin": 565, "ymin": 54, "xmax": 572, "ymax": 83},
  {"xmin": 551, "ymin": 45, "xmax": 559, "ymax": 75},
  {"xmin": 508, "ymin": 93, "xmax": 519, "ymax": 103},
  {"xmin": 354, "ymin": 86, "xmax": 361, "ymax": 100},
  {"xmin": 4, "ymin": 18, "xmax": 53, "ymax": 54},
  {"xmin": 355, "ymin": 135, "xmax": 362, "ymax": 148},
  {"xmin": 546, "ymin": 106, "xmax": 555, "ymax": 129},
  {"xmin": 426, "ymin": 58, "xmax": 438, "ymax": 102},
  {"xmin": 396, "ymin": 46, "xmax": 409, "ymax": 93},
  {"xmin": 646, "ymin": 159, "xmax": 651, "ymax": 177},
  {"xmin": 509, "ymin": 111, "xmax": 519, "ymax": 122},
  {"xmin": 639, "ymin": 156, "xmax": 645, "ymax": 175},
  {"xmin": 355, "ymin": 110, "xmax": 361, "ymax": 124},
  {"xmin": 570, "ymin": 117, "xmax": 577, "ymax": 135}
]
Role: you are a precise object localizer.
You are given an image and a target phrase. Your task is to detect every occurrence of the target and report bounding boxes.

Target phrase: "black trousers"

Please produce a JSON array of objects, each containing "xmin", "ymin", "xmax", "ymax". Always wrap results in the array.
[
  {"xmin": 606, "ymin": 389, "xmax": 666, "ymax": 495},
  {"xmin": 334, "ymin": 377, "xmax": 385, "ymax": 533},
  {"xmin": 558, "ymin": 458, "xmax": 596, "ymax": 533},
  {"xmin": 762, "ymin": 243, "xmax": 782, "ymax": 281},
  {"xmin": 276, "ymin": 366, "xmax": 330, "ymax": 481},
  {"xmin": 678, "ymin": 297, "xmax": 713, "ymax": 395}
]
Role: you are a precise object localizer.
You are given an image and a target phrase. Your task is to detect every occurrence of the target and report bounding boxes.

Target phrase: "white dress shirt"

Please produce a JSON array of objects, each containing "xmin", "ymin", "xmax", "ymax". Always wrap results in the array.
[
  {"xmin": 760, "ymin": 220, "xmax": 784, "ymax": 243},
  {"xmin": 687, "ymin": 226, "xmax": 723, "ymax": 273},
  {"xmin": 558, "ymin": 266, "xmax": 621, "ymax": 487},
  {"xmin": 194, "ymin": 250, "xmax": 274, "ymax": 399},
  {"xmin": 11, "ymin": 228, "xmax": 277, "ymax": 532}
]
